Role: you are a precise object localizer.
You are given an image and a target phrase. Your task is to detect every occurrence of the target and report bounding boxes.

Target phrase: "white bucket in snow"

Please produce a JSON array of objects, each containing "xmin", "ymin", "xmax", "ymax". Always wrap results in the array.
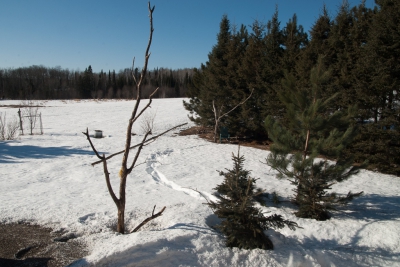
[{"xmin": 94, "ymin": 130, "xmax": 103, "ymax": 138}]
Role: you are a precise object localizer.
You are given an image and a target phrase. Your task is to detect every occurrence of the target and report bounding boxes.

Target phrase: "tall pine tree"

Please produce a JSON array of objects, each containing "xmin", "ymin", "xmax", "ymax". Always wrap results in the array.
[
  {"xmin": 265, "ymin": 57, "xmax": 362, "ymax": 220},
  {"xmin": 349, "ymin": 0, "xmax": 400, "ymax": 175}
]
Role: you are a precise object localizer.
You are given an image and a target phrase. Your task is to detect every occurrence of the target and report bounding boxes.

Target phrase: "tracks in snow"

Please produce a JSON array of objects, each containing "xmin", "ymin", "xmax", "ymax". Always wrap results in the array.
[{"xmin": 146, "ymin": 149, "xmax": 218, "ymax": 203}]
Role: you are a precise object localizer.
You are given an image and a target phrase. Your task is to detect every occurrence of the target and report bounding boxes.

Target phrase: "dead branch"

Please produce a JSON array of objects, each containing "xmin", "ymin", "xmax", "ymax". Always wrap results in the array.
[
  {"xmin": 212, "ymin": 89, "xmax": 254, "ymax": 142},
  {"xmin": 82, "ymin": 128, "xmax": 103, "ymax": 160},
  {"xmin": 91, "ymin": 122, "xmax": 187, "ymax": 166},
  {"xmin": 131, "ymin": 205, "xmax": 166, "ymax": 233},
  {"xmin": 220, "ymin": 89, "xmax": 254, "ymax": 120}
]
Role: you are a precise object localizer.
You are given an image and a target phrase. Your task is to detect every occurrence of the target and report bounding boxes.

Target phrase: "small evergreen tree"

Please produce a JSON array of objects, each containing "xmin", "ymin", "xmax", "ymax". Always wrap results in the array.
[
  {"xmin": 208, "ymin": 149, "xmax": 298, "ymax": 250},
  {"xmin": 265, "ymin": 57, "xmax": 363, "ymax": 221}
]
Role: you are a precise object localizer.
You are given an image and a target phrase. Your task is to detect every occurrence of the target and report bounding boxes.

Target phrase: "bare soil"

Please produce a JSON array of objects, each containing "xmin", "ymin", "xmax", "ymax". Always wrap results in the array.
[
  {"xmin": 179, "ymin": 125, "xmax": 271, "ymax": 150},
  {"xmin": 0, "ymin": 223, "xmax": 88, "ymax": 267}
]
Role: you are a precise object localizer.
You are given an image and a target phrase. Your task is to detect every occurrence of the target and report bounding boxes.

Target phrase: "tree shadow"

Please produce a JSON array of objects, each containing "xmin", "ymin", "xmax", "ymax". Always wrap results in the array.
[
  {"xmin": 167, "ymin": 221, "xmax": 221, "ymax": 236},
  {"xmin": 0, "ymin": 257, "xmax": 52, "ymax": 267},
  {"xmin": 0, "ymin": 142, "xmax": 94, "ymax": 164},
  {"xmin": 278, "ymin": 229, "xmax": 400, "ymax": 267},
  {"xmin": 335, "ymin": 194, "xmax": 400, "ymax": 221}
]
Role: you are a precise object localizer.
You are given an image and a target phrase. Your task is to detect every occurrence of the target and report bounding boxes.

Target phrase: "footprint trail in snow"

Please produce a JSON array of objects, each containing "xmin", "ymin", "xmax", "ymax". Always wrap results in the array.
[{"xmin": 146, "ymin": 149, "xmax": 218, "ymax": 203}]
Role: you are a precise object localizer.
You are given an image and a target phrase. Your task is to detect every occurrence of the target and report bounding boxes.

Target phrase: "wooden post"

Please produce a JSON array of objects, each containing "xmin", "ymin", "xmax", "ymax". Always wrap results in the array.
[
  {"xmin": 17, "ymin": 108, "xmax": 23, "ymax": 135},
  {"xmin": 39, "ymin": 113, "xmax": 43, "ymax": 134}
]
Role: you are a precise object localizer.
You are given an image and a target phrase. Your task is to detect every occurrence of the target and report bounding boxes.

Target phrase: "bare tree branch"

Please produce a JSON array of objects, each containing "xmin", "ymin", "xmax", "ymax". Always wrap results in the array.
[
  {"xmin": 131, "ymin": 87, "xmax": 159, "ymax": 125},
  {"xmin": 82, "ymin": 128, "xmax": 103, "ymax": 160},
  {"xmin": 130, "ymin": 205, "xmax": 166, "ymax": 233},
  {"xmin": 219, "ymin": 89, "xmax": 254, "ymax": 120},
  {"xmin": 131, "ymin": 57, "xmax": 138, "ymax": 86},
  {"xmin": 212, "ymin": 89, "xmax": 254, "ymax": 142},
  {"xmin": 91, "ymin": 122, "xmax": 187, "ymax": 166},
  {"xmin": 102, "ymin": 154, "xmax": 119, "ymax": 206},
  {"xmin": 128, "ymin": 131, "xmax": 151, "ymax": 172}
]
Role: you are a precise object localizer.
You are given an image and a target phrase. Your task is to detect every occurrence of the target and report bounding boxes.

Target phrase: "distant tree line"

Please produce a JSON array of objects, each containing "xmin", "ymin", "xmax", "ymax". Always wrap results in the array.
[
  {"xmin": 0, "ymin": 65, "xmax": 193, "ymax": 100},
  {"xmin": 184, "ymin": 0, "xmax": 400, "ymax": 175}
]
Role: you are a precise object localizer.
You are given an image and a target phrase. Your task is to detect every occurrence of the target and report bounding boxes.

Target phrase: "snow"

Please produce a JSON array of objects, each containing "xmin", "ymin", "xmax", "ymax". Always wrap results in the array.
[{"xmin": 1, "ymin": 98, "xmax": 399, "ymax": 267}]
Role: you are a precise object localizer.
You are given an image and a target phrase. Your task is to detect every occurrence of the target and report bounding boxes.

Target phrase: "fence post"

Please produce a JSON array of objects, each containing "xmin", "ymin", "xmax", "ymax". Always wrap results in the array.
[
  {"xmin": 39, "ymin": 113, "xmax": 43, "ymax": 134},
  {"xmin": 17, "ymin": 108, "xmax": 24, "ymax": 135}
]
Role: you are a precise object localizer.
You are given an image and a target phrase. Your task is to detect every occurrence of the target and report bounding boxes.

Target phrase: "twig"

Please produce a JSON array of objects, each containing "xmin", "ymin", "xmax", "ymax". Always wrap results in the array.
[{"xmin": 131, "ymin": 205, "xmax": 166, "ymax": 233}]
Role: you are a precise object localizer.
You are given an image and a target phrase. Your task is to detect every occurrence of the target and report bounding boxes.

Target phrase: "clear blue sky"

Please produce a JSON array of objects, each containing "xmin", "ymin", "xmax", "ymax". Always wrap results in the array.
[{"xmin": 0, "ymin": 0, "xmax": 375, "ymax": 73}]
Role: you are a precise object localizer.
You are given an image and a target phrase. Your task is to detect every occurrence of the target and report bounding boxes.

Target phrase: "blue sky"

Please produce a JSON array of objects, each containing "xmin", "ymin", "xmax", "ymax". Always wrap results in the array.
[{"xmin": 0, "ymin": 0, "xmax": 375, "ymax": 73}]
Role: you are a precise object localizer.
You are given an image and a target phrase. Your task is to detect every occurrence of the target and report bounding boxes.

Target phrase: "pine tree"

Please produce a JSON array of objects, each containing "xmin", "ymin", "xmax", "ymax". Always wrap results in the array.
[
  {"xmin": 261, "ymin": 8, "xmax": 285, "ymax": 120},
  {"xmin": 239, "ymin": 20, "xmax": 269, "ymax": 139},
  {"xmin": 296, "ymin": 5, "xmax": 332, "ymax": 89},
  {"xmin": 349, "ymin": 0, "xmax": 400, "ymax": 175},
  {"xmin": 208, "ymin": 149, "xmax": 298, "ymax": 250},
  {"xmin": 265, "ymin": 57, "xmax": 363, "ymax": 220},
  {"xmin": 79, "ymin": 65, "xmax": 94, "ymax": 99},
  {"xmin": 183, "ymin": 15, "xmax": 231, "ymax": 129},
  {"xmin": 281, "ymin": 14, "xmax": 308, "ymax": 74}
]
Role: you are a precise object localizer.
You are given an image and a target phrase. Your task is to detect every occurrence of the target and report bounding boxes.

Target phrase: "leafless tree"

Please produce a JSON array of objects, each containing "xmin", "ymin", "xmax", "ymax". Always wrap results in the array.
[
  {"xmin": 0, "ymin": 112, "xmax": 19, "ymax": 140},
  {"xmin": 21, "ymin": 100, "xmax": 41, "ymax": 135},
  {"xmin": 83, "ymin": 2, "xmax": 186, "ymax": 234},
  {"xmin": 139, "ymin": 109, "xmax": 156, "ymax": 134},
  {"xmin": 212, "ymin": 89, "xmax": 253, "ymax": 143}
]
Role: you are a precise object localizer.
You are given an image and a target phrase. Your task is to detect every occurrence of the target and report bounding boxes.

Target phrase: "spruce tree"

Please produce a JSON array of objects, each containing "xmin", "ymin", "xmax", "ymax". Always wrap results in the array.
[
  {"xmin": 239, "ymin": 20, "xmax": 270, "ymax": 139},
  {"xmin": 349, "ymin": 0, "xmax": 400, "ymax": 175},
  {"xmin": 281, "ymin": 14, "xmax": 308, "ymax": 74},
  {"xmin": 208, "ymin": 149, "xmax": 298, "ymax": 250},
  {"xmin": 261, "ymin": 8, "xmax": 285, "ymax": 120},
  {"xmin": 183, "ymin": 15, "xmax": 232, "ymax": 129},
  {"xmin": 265, "ymin": 57, "xmax": 363, "ymax": 220}
]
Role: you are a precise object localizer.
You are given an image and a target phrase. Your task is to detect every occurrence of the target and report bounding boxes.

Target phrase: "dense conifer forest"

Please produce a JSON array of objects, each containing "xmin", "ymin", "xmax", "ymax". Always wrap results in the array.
[
  {"xmin": 183, "ymin": 0, "xmax": 399, "ymax": 176},
  {"xmin": 0, "ymin": 66, "xmax": 194, "ymax": 100}
]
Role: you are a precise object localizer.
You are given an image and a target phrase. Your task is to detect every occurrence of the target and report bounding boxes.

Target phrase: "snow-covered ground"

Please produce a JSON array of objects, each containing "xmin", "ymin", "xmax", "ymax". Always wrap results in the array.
[{"xmin": 1, "ymin": 98, "xmax": 399, "ymax": 267}]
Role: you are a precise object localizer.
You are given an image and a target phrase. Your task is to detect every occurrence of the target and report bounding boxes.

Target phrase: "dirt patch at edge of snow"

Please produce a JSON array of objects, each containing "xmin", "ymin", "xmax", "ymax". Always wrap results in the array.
[{"xmin": 0, "ymin": 223, "xmax": 88, "ymax": 267}]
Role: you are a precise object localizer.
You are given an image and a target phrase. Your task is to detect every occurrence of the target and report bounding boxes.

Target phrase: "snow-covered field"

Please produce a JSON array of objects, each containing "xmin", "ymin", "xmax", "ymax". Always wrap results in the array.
[{"xmin": 1, "ymin": 98, "xmax": 399, "ymax": 267}]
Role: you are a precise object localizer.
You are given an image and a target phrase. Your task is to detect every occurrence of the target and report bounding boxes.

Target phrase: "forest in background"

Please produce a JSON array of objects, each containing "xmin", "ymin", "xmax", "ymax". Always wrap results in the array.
[
  {"xmin": 0, "ymin": 0, "xmax": 398, "ymax": 175},
  {"xmin": 184, "ymin": 0, "xmax": 399, "ymax": 175},
  {"xmin": 0, "ymin": 65, "xmax": 194, "ymax": 100}
]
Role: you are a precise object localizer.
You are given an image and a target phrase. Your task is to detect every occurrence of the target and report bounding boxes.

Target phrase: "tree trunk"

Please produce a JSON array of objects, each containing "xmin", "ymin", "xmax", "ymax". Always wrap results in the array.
[
  {"xmin": 117, "ymin": 206, "xmax": 125, "ymax": 233},
  {"xmin": 117, "ymin": 172, "xmax": 127, "ymax": 234},
  {"xmin": 214, "ymin": 120, "xmax": 219, "ymax": 143}
]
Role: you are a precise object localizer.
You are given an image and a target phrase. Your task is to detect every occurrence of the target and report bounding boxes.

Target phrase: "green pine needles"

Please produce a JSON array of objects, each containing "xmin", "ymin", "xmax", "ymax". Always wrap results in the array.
[
  {"xmin": 208, "ymin": 148, "xmax": 298, "ymax": 250},
  {"xmin": 265, "ymin": 57, "xmax": 363, "ymax": 221}
]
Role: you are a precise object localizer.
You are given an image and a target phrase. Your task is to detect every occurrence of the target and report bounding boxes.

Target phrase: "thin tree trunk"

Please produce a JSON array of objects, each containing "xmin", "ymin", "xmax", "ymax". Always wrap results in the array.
[
  {"xmin": 303, "ymin": 129, "xmax": 310, "ymax": 161},
  {"xmin": 214, "ymin": 120, "xmax": 219, "ymax": 143},
  {"xmin": 117, "ymin": 205, "xmax": 125, "ymax": 233}
]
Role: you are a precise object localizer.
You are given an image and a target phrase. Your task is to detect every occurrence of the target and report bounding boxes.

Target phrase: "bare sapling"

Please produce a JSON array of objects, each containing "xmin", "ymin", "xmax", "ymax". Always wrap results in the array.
[
  {"xmin": 139, "ymin": 109, "xmax": 157, "ymax": 135},
  {"xmin": 212, "ymin": 89, "xmax": 253, "ymax": 143},
  {"xmin": 83, "ymin": 2, "xmax": 187, "ymax": 234},
  {"xmin": 20, "ymin": 100, "xmax": 41, "ymax": 135},
  {"xmin": 0, "ymin": 112, "xmax": 19, "ymax": 140}
]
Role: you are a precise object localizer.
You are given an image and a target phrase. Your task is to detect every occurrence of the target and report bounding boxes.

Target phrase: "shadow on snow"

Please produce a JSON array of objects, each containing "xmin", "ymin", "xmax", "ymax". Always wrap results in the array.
[{"xmin": 0, "ymin": 141, "xmax": 94, "ymax": 163}]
